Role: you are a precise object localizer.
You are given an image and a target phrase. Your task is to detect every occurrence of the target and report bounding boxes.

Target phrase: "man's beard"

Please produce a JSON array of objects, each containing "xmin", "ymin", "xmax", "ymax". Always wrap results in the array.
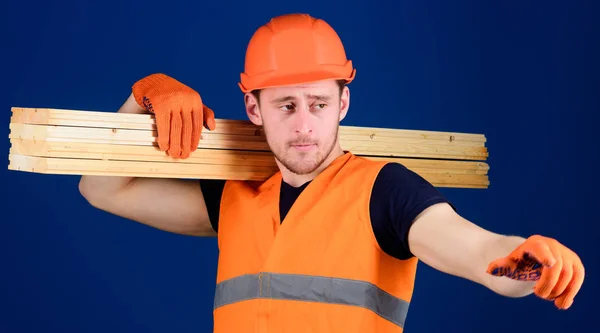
[{"xmin": 264, "ymin": 125, "xmax": 339, "ymax": 175}]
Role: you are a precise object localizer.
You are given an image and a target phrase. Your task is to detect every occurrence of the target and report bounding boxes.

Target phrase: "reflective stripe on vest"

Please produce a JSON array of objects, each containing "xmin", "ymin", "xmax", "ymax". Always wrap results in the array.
[{"xmin": 214, "ymin": 272, "xmax": 410, "ymax": 328}]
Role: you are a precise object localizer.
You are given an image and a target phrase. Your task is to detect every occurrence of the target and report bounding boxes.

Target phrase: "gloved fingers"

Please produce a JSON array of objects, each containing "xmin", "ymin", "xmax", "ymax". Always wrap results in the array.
[
  {"xmin": 154, "ymin": 111, "xmax": 171, "ymax": 152},
  {"xmin": 513, "ymin": 239, "xmax": 556, "ymax": 268},
  {"xmin": 546, "ymin": 261, "xmax": 573, "ymax": 300},
  {"xmin": 555, "ymin": 296, "xmax": 573, "ymax": 310},
  {"xmin": 486, "ymin": 257, "xmax": 516, "ymax": 276},
  {"xmin": 169, "ymin": 108, "xmax": 183, "ymax": 158},
  {"xmin": 534, "ymin": 254, "xmax": 563, "ymax": 299},
  {"xmin": 190, "ymin": 107, "xmax": 203, "ymax": 152},
  {"xmin": 180, "ymin": 109, "xmax": 193, "ymax": 159},
  {"xmin": 554, "ymin": 261, "xmax": 585, "ymax": 310},
  {"xmin": 203, "ymin": 105, "xmax": 216, "ymax": 131}
]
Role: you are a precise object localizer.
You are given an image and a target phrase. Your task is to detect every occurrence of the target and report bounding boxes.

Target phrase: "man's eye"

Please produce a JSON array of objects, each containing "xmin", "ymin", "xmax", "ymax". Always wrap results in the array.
[
  {"xmin": 280, "ymin": 104, "xmax": 294, "ymax": 111},
  {"xmin": 315, "ymin": 104, "xmax": 327, "ymax": 109}
]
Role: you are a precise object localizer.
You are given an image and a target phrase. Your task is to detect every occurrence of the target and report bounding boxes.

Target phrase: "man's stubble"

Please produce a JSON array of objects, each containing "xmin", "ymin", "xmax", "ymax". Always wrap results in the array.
[{"xmin": 263, "ymin": 121, "xmax": 340, "ymax": 176}]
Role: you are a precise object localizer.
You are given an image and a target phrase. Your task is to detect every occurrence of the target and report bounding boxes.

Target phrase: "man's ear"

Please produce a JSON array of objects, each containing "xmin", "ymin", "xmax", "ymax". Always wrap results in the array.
[
  {"xmin": 244, "ymin": 92, "xmax": 263, "ymax": 126},
  {"xmin": 338, "ymin": 86, "xmax": 350, "ymax": 122}
]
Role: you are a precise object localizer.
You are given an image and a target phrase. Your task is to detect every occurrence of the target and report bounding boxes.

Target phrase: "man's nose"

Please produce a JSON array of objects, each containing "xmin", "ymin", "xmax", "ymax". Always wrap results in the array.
[{"xmin": 294, "ymin": 106, "xmax": 313, "ymax": 134}]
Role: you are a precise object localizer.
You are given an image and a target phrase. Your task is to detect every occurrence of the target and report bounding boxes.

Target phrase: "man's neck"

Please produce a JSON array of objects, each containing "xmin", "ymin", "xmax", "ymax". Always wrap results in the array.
[{"xmin": 279, "ymin": 145, "xmax": 346, "ymax": 187}]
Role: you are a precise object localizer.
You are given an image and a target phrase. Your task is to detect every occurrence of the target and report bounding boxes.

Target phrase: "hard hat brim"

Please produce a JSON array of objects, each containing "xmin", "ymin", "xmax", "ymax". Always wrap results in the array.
[{"xmin": 239, "ymin": 67, "xmax": 356, "ymax": 93}]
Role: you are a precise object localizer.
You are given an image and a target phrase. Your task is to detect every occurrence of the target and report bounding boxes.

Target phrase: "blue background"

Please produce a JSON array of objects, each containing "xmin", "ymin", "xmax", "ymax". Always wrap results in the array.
[{"xmin": 2, "ymin": 0, "xmax": 598, "ymax": 332}]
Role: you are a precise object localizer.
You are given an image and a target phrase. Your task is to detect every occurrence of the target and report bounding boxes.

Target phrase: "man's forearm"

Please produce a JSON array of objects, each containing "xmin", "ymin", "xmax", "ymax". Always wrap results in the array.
[{"xmin": 483, "ymin": 235, "xmax": 536, "ymax": 297}]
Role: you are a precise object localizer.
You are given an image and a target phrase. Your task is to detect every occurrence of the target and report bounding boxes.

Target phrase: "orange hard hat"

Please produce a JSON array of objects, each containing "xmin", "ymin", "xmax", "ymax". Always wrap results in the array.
[{"xmin": 238, "ymin": 13, "xmax": 356, "ymax": 93}]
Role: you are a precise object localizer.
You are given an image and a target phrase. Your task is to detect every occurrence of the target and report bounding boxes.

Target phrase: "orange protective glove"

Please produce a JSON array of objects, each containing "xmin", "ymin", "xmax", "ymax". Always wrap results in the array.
[
  {"xmin": 132, "ymin": 73, "xmax": 216, "ymax": 159},
  {"xmin": 486, "ymin": 235, "xmax": 585, "ymax": 310}
]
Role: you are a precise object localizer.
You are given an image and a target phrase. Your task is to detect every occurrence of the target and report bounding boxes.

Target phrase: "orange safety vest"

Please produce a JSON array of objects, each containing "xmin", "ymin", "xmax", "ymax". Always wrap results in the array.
[{"xmin": 213, "ymin": 152, "xmax": 418, "ymax": 332}]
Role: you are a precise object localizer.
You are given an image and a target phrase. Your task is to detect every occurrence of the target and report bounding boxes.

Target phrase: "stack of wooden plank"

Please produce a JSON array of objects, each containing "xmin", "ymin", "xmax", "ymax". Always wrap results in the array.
[{"xmin": 7, "ymin": 107, "xmax": 490, "ymax": 188}]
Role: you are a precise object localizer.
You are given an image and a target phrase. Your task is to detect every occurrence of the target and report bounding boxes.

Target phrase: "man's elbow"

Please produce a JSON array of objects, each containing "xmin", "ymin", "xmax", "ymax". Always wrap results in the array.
[
  {"xmin": 78, "ymin": 177, "xmax": 95, "ymax": 203},
  {"xmin": 78, "ymin": 176, "xmax": 113, "ymax": 208}
]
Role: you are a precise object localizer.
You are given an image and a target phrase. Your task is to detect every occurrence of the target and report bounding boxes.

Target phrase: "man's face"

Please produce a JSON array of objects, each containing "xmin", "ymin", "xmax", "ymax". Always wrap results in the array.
[{"xmin": 245, "ymin": 79, "xmax": 350, "ymax": 175}]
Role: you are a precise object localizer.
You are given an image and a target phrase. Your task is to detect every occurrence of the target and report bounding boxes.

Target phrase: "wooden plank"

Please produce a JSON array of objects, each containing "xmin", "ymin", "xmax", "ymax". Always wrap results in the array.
[
  {"xmin": 8, "ymin": 123, "xmax": 489, "ymax": 161},
  {"xmin": 7, "ymin": 154, "xmax": 490, "ymax": 188},
  {"xmin": 10, "ymin": 107, "xmax": 488, "ymax": 144},
  {"xmin": 9, "ymin": 139, "xmax": 490, "ymax": 176}
]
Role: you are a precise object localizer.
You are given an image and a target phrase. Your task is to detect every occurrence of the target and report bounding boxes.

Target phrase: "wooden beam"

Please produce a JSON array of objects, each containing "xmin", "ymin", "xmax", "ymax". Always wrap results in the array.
[{"xmin": 7, "ymin": 107, "xmax": 491, "ymax": 188}]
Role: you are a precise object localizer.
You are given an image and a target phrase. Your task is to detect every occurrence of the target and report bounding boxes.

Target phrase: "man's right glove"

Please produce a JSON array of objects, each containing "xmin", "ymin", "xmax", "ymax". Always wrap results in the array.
[
  {"xmin": 132, "ymin": 73, "xmax": 216, "ymax": 159},
  {"xmin": 486, "ymin": 235, "xmax": 585, "ymax": 310}
]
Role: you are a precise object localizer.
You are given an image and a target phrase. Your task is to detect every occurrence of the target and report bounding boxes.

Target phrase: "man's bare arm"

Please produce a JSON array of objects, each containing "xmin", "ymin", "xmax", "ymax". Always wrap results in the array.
[
  {"xmin": 407, "ymin": 203, "xmax": 535, "ymax": 297},
  {"xmin": 78, "ymin": 93, "xmax": 216, "ymax": 237}
]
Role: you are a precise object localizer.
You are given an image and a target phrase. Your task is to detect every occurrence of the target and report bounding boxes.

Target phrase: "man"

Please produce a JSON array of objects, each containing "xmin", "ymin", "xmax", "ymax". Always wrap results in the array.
[{"xmin": 79, "ymin": 13, "xmax": 584, "ymax": 332}]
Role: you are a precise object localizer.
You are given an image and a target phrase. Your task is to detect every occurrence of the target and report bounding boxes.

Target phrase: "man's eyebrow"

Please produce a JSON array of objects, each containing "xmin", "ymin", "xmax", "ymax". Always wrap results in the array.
[
  {"xmin": 269, "ymin": 94, "xmax": 332, "ymax": 104},
  {"xmin": 269, "ymin": 96, "xmax": 295, "ymax": 104},
  {"xmin": 306, "ymin": 94, "xmax": 331, "ymax": 101}
]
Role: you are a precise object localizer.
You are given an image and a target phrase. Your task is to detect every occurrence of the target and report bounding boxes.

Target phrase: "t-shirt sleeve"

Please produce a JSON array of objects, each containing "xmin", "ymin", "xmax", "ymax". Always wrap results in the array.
[
  {"xmin": 369, "ymin": 163, "xmax": 456, "ymax": 260},
  {"xmin": 199, "ymin": 179, "xmax": 226, "ymax": 233}
]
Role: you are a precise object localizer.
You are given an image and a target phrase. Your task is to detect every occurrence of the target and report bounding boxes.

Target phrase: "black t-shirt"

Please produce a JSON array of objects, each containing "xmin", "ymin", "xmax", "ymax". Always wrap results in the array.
[{"xmin": 200, "ymin": 162, "xmax": 455, "ymax": 260}]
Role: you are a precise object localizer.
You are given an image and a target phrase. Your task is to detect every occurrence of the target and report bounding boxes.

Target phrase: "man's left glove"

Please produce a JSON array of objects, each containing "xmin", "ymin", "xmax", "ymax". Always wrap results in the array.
[
  {"xmin": 486, "ymin": 234, "xmax": 585, "ymax": 310},
  {"xmin": 132, "ymin": 73, "xmax": 216, "ymax": 159}
]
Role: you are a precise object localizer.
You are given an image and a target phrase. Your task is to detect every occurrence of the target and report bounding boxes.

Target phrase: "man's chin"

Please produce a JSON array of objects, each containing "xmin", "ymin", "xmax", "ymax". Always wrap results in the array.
[
  {"xmin": 276, "ymin": 154, "xmax": 322, "ymax": 175},
  {"xmin": 291, "ymin": 164, "xmax": 320, "ymax": 175},
  {"xmin": 286, "ymin": 160, "xmax": 320, "ymax": 175}
]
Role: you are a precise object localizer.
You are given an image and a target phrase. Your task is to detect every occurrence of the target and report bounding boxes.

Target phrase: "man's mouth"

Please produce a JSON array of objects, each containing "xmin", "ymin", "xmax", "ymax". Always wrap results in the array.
[{"xmin": 290, "ymin": 143, "xmax": 317, "ymax": 151}]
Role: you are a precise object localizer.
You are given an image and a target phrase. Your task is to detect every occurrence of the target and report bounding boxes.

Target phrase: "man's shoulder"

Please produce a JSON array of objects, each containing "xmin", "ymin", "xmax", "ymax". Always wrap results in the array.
[
  {"xmin": 374, "ymin": 162, "xmax": 416, "ymax": 182},
  {"xmin": 338, "ymin": 154, "xmax": 424, "ymax": 188},
  {"xmin": 342, "ymin": 153, "xmax": 390, "ymax": 176},
  {"xmin": 371, "ymin": 161, "xmax": 446, "ymax": 199}
]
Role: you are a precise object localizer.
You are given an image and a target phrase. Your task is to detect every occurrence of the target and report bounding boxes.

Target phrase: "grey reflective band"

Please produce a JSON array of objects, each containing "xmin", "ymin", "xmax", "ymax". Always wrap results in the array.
[{"xmin": 214, "ymin": 272, "xmax": 410, "ymax": 328}]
